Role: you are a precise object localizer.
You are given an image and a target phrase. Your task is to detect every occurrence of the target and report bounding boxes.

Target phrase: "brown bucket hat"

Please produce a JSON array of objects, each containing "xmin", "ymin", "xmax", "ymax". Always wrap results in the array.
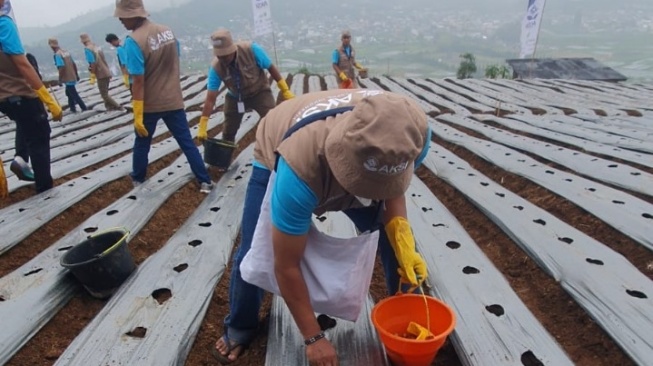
[
  {"xmin": 324, "ymin": 93, "xmax": 428, "ymax": 200},
  {"xmin": 114, "ymin": 0, "xmax": 149, "ymax": 18},
  {"xmin": 211, "ymin": 29, "xmax": 237, "ymax": 57},
  {"xmin": 79, "ymin": 33, "xmax": 92, "ymax": 45},
  {"xmin": 48, "ymin": 38, "xmax": 59, "ymax": 48},
  {"xmin": 341, "ymin": 30, "xmax": 351, "ymax": 39}
]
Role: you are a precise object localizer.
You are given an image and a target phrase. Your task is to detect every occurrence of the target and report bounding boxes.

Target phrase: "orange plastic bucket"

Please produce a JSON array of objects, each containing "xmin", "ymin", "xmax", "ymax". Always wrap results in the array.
[
  {"xmin": 371, "ymin": 294, "xmax": 456, "ymax": 366},
  {"xmin": 341, "ymin": 79, "xmax": 353, "ymax": 89}
]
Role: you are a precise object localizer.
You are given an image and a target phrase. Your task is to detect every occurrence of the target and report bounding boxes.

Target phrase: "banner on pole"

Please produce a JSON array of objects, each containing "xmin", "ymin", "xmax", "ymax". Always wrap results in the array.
[
  {"xmin": 519, "ymin": 0, "xmax": 546, "ymax": 58},
  {"xmin": 252, "ymin": 0, "xmax": 273, "ymax": 37}
]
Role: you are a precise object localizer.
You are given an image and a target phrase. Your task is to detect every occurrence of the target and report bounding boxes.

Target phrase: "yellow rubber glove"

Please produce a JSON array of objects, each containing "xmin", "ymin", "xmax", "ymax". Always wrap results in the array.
[
  {"xmin": 276, "ymin": 79, "xmax": 295, "ymax": 100},
  {"xmin": 197, "ymin": 116, "xmax": 209, "ymax": 142},
  {"xmin": 35, "ymin": 86, "xmax": 63, "ymax": 121},
  {"xmin": 385, "ymin": 216, "xmax": 428, "ymax": 289},
  {"xmin": 338, "ymin": 71, "xmax": 348, "ymax": 81},
  {"xmin": 132, "ymin": 100, "xmax": 148, "ymax": 137},
  {"xmin": 0, "ymin": 157, "xmax": 8, "ymax": 199},
  {"xmin": 354, "ymin": 62, "xmax": 365, "ymax": 70},
  {"xmin": 90, "ymin": 73, "xmax": 96, "ymax": 85},
  {"xmin": 122, "ymin": 74, "xmax": 130, "ymax": 88}
]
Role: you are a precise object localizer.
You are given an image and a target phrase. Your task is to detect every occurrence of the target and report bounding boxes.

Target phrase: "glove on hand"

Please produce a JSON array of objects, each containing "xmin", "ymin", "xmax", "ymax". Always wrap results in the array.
[
  {"xmin": 197, "ymin": 116, "xmax": 209, "ymax": 142},
  {"xmin": 35, "ymin": 86, "xmax": 63, "ymax": 121},
  {"xmin": 385, "ymin": 216, "xmax": 428, "ymax": 289},
  {"xmin": 277, "ymin": 79, "xmax": 295, "ymax": 100},
  {"xmin": 132, "ymin": 100, "xmax": 148, "ymax": 137}
]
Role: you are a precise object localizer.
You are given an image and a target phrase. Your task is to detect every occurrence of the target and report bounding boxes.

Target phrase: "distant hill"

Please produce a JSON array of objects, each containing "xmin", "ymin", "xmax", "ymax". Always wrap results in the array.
[{"xmin": 19, "ymin": 0, "xmax": 653, "ymax": 81}]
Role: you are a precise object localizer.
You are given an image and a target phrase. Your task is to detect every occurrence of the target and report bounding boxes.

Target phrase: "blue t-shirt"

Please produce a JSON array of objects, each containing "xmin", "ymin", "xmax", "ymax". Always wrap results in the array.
[
  {"xmin": 270, "ymin": 157, "xmax": 319, "ymax": 236},
  {"xmin": 123, "ymin": 36, "xmax": 180, "ymax": 76},
  {"xmin": 84, "ymin": 48, "xmax": 96, "ymax": 64},
  {"xmin": 0, "ymin": 16, "xmax": 24, "ymax": 55},
  {"xmin": 206, "ymin": 42, "xmax": 273, "ymax": 92},
  {"xmin": 332, "ymin": 46, "xmax": 352, "ymax": 64},
  {"xmin": 116, "ymin": 45, "xmax": 127, "ymax": 67},
  {"xmin": 54, "ymin": 54, "xmax": 77, "ymax": 86},
  {"xmin": 115, "ymin": 45, "xmax": 132, "ymax": 83},
  {"xmin": 268, "ymin": 126, "xmax": 432, "ymax": 235}
]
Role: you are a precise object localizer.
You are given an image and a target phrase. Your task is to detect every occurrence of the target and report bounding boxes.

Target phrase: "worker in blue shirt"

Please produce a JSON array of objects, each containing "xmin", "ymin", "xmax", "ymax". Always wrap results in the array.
[
  {"xmin": 332, "ymin": 30, "xmax": 367, "ymax": 89},
  {"xmin": 0, "ymin": 0, "xmax": 62, "ymax": 195},
  {"xmin": 197, "ymin": 28, "xmax": 294, "ymax": 170},
  {"xmin": 48, "ymin": 37, "xmax": 87, "ymax": 113},
  {"xmin": 115, "ymin": 0, "xmax": 213, "ymax": 193},
  {"xmin": 105, "ymin": 33, "xmax": 131, "ymax": 91},
  {"xmin": 81, "ymin": 33, "xmax": 122, "ymax": 111}
]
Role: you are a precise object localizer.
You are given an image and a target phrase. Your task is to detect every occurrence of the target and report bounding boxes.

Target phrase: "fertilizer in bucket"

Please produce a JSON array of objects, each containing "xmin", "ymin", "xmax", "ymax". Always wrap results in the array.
[
  {"xmin": 371, "ymin": 294, "xmax": 456, "ymax": 366},
  {"xmin": 60, "ymin": 228, "xmax": 136, "ymax": 299},
  {"xmin": 203, "ymin": 138, "xmax": 237, "ymax": 169}
]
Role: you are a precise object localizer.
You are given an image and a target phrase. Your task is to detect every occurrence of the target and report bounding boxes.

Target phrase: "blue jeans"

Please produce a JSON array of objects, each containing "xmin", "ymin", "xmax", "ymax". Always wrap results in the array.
[
  {"xmin": 65, "ymin": 84, "xmax": 86, "ymax": 112},
  {"xmin": 224, "ymin": 167, "xmax": 401, "ymax": 344},
  {"xmin": 130, "ymin": 109, "xmax": 210, "ymax": 184}
]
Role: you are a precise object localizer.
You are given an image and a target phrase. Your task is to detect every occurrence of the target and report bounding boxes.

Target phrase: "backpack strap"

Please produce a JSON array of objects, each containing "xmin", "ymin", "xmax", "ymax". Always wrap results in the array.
[{"xmin": 274, "ymin": 106, "xmax": 354, "ymax": 171}]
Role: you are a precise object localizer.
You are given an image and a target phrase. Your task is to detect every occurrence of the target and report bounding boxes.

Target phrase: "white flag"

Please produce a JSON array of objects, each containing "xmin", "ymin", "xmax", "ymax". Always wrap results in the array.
[
  {"xmin": 519, "ymin": 0, "xmax": 546, "ymax": 59},
  {"xmin": 251, "ymin": 0, "xmax": 273, "ymax": 37}
]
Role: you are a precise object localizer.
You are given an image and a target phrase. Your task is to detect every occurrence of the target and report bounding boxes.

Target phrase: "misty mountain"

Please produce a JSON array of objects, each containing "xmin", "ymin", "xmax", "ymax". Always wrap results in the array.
[{"xmin": 18, "ymin": 0, "xmax": 653, "ymax": 81}]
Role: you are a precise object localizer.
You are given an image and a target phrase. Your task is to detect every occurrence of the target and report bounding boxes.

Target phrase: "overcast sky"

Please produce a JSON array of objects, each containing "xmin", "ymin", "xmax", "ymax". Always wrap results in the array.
[{"xmin": 12, "ymin": 0, "xmax": 184, "ymax": 28}]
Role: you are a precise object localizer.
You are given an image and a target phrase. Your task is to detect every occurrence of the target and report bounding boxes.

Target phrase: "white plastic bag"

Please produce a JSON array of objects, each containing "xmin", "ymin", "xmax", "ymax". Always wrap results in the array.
[{"xmin": 240, "ymin": 173, "xmax": 379, "ymax": 322}]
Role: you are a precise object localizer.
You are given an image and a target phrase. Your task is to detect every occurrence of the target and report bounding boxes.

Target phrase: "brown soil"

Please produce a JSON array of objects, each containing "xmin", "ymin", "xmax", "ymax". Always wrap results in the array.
[{"xmin": 3, "ymin": 75, "xmax": 648, "ymax": 366}]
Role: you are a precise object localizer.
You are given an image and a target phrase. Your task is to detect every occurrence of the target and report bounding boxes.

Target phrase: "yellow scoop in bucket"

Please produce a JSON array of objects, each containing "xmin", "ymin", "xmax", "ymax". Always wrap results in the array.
[{"xmin": 407, "ymin": 321, "xmax": 434, "ymax": 341}]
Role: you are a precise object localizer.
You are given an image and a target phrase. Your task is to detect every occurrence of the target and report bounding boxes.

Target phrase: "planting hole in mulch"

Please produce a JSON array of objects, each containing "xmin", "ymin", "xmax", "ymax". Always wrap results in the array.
[{"xmin": 152, "ymin": 288, "xmax": 172, "ymax": 305}]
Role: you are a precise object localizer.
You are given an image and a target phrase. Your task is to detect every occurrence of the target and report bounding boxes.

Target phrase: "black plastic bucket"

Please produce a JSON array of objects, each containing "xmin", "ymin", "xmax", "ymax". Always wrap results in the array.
[
  {"xmin": 204, "ymin": 138, "xmax": 237, "ymax": 169},
  {"xmin": 60, "ymin": 228, "xmax": 136, "ymax": 299}
]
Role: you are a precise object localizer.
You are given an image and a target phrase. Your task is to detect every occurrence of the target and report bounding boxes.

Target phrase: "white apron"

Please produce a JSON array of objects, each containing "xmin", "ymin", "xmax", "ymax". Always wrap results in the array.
[{"xmin": 240, "ymin": 173, "xmax": 379, "ymax": 322}]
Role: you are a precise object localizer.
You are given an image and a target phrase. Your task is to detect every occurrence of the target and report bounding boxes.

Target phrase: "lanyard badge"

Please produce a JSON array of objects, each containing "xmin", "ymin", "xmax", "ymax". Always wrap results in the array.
[{"xmin": 230, "ymin": 64, "xmax": 245, "ymax": 113}]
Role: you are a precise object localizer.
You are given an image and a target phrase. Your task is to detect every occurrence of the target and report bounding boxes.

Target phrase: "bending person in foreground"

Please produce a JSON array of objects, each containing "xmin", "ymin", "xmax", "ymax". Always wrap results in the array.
[{"xmin": 212, "ymin": 89, "xmax": 431, "ymax": 365}]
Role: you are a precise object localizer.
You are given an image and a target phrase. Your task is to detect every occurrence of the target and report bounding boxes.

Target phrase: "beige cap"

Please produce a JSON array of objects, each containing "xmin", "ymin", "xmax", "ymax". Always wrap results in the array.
[
  {"xmin": 80, "ymin": 33, "xmax": 91, "ymax": 45},
  {"xmin": 114, "ymin": 0, "xmax": 149, "ymax": 18},
  {"xmin": 48, "ymin": 38, "xmax": 59, "ymax": 47},
  {"xmin": 341, "ymin": 30, "xmax": 351, "ymax": 38},
  {"xmin": 324, "ymin": 93, "xmax": 428, "ymax": 200},
  {"xmin": 211, "ymin": 28, "xmax": 237, "ymax": 57}
]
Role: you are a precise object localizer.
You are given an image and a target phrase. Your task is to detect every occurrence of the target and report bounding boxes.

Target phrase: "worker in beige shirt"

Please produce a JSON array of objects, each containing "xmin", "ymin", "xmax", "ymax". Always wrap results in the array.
[{"xmin": 80, "ymin": 33, "xmax": 122, "ymax": 111}]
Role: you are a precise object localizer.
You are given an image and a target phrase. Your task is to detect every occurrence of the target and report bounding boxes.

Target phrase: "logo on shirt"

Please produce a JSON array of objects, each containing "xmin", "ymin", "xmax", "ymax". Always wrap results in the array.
[
  {"xmin": 295, "ymin": 90, "xmax": 384, "ymax": 122},
  {"xmin": 147, "ymin": 30, "xmax": 175, "ymax": 51}
]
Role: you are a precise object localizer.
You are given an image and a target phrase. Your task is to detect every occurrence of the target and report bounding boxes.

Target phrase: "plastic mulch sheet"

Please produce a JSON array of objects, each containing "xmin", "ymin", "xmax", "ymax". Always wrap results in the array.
[
  {"xmin": 482, "ymin": 79, "xmax": 599, "ymax": 116},
  {"xmin": 429, "ymin": 119, "xmax": 653, "ymax": 251},
  {"xmin": 439, "ymin": 114, "xmax": 653, "ymax": 198},
  {"xmin": 421, "ymin": 145, "xmax": 653, "ymax": 365},
  {"xmin": 508, "ymin": 114, "xmax": 653, "ymax": 152},
  {"xmin": 426, "ymin": 78, "xmax": 533, "ymax": 115},
  {"xmin": 0, "ymin": 111, "xmax": 232, "ymax": 253},
  {"xmin": 54, "ymin": 147, "xmax": 254, "ymax": 365},
  {"xmin": 366, "ymin": 77, "xmax": 443, "ymax": 115},
  {"xmin": 476, "ymin": 115, "xmax": 653, "ymax": 169},
  {"xmin": 459, "ymin": 79, "xmax": 563, "ymax": 115},
  {"xmin": 392, "ymin": 77, "xmax": 493, "ymax": 113},
  {"xmin": 406, "ymin": 177, "xmax": 573, "ymax": 366},
  {"xmin": 0, "ymin": 114, "xmax": 260, "ymax": 363},
  {"xmin": 0, "ymin": 153, "xmax": 204, "ymax": 364}
]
